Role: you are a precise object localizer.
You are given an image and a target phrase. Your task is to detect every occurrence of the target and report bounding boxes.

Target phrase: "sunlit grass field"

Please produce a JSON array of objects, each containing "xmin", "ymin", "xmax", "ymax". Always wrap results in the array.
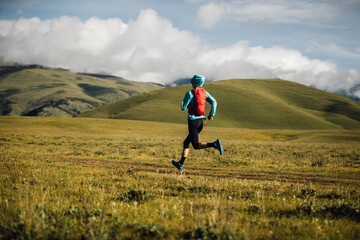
[{"xmin": 0, "ymin": 116, "xmax": 359, "ymax": 239}]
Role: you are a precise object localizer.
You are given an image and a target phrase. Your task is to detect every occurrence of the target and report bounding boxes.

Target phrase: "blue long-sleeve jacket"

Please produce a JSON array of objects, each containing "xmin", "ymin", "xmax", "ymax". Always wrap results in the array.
[{"xmin": 181, "ymin": 75, "xmax": 217, "ymax": 120}]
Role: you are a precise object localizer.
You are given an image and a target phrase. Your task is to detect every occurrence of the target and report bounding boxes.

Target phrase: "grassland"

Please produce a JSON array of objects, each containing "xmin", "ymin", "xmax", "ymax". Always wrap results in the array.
[
  {"xmin": 80, "ymin": 79, "xmax": 360, "ymax": 130},
  {"xmin": 1, "ymin": 116, "xmax": 360, "ymax": 239}
]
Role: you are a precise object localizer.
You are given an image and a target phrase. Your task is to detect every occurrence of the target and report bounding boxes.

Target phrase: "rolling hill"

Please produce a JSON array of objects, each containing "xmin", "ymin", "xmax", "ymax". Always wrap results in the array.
[
  {"xmin": 79, "ymin": 79, "xmax": 360, "ymax": 129},
  {"xmin": 0, "ymin": 64, "xmax": 162, "ymax": 117}
]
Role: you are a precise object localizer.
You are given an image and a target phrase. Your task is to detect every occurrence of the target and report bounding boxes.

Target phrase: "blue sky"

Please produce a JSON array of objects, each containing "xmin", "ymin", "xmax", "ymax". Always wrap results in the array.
[
  {"xmin": 0, "ymin": 0, "xmax": 360, "ymax": 97},
  {"xmin": 1, "ymin": 0, "xmax": 359, "ymax": 69}
]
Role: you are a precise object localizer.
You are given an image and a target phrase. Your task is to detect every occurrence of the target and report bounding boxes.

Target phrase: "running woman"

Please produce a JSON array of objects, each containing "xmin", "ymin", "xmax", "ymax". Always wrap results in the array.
[{"xmin": 172, "ymin": 74, "xmax": 223, "ymax": 171}]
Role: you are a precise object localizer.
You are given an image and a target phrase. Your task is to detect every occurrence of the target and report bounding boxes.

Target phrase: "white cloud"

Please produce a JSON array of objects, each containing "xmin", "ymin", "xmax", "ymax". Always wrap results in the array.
[
  {"xmin": 197, "ymin": 0, "xmax": 339, "ymax": 28},
  {"xmin": 0, "ymin": 9, "xmax": 359, "ymax": 98},
  {"xmin": 197, "ymin": 2, "xmax": 229, "ymax": 29},
  {"xmin": 309, "ymin": 41, "xmax": 360, "ymax": 60}
]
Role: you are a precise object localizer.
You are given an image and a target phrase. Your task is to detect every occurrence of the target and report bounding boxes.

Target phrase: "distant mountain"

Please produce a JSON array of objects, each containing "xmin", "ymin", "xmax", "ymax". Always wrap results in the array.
[
  {"xmin": 79, "ymin": 79, "xmax": 360, "ymax": 129},
  {"xmin": 0, "ymin": 64, "xmax": 162, "ymax": 117},
  {"xmin": 334, "ymin": 84, "xmax": 360, "ymax": 102}
]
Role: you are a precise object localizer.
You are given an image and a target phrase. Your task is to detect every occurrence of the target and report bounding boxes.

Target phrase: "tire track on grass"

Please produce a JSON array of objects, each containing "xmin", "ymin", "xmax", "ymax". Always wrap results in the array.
[{"xmin": 10, "ymin": 154, "xmax": 360, "ymax": 186}]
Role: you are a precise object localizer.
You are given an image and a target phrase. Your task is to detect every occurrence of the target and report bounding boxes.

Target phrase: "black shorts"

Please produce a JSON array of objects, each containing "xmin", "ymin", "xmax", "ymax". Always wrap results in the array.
[{"xmin": 183, "ymin": 118, "xmax": 204, "ymax": 149}]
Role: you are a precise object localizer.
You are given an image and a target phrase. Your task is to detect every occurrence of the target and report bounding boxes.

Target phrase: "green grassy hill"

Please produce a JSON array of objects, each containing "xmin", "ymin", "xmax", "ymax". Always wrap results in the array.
[
  {"xmin": 79, "ymin": 79, "xmax": 360, "ymax": 129},
  {"xmin": 0, "ymin": 64, "xmax": 162, "ymax": 117}
]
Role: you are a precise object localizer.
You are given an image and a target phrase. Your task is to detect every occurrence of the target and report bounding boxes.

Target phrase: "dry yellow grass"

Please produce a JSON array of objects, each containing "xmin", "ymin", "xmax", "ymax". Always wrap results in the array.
[{"xmin": 0, "ymin": 116, "xmax": 359, "ymax": 239}]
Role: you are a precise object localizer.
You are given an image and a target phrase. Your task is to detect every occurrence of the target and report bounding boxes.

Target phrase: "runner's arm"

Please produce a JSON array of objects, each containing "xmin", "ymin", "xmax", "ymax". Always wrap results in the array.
[
  {"xmin": 206, "ymin": 91, "xmax": 217, "ymax": 117},
  {"xmin": 181, "ymin": 91, "xmax": 193, "ymax": 111}
]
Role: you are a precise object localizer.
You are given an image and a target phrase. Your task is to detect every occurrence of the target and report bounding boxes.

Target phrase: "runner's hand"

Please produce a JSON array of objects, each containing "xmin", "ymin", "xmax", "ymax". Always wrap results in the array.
[{"xmin": 208, "ymin": 115, "xmax": 213, "ymax": 121}]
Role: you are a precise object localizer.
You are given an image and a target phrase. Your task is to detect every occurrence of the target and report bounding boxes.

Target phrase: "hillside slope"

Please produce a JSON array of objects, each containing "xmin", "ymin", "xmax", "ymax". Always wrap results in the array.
[
  {"xmin": 0, "ymin": 64, "xmax": 161, "ymax": 117},
  {"xmin": 79, "ymin": 79, "xmax": 360, "ymax": 129}
]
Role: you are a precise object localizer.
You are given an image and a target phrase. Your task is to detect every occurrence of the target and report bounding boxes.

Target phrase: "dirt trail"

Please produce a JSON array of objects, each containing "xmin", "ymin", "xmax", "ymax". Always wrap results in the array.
[{"xmin": 10, "ymin": 154, "xmax": 360, "ymax": 186}]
